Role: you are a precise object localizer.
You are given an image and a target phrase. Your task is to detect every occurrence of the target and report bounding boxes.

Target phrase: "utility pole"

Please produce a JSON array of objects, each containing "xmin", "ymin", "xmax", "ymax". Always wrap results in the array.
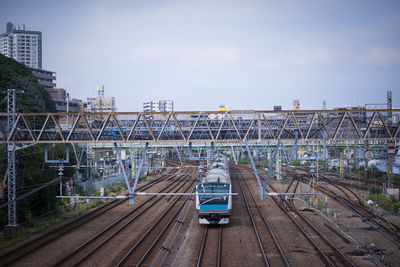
[
  {"xmin": 387, "ymin": 90, "xmax": 392, "ymax": 120},
  {"xmin": 6, "ymin": 89, "xmax": 24, "ymax": 236},
  {"xmin": 387, "ymin": 142, "xmax": 396, "ymax": 188},
  {"xmin": 275, "ymin": 145, "xmax": 281, "ymax": 182},
  {"xmin": 87, "ymin": 143, "xmax": 92, "ymax": 181},
  {"xmin": 364, "ymin": 141, "xmax": 369, "ymax": 183},
  {"xmin": 339, "ymin": 151, "xmax": 344, "ymax": 180}
]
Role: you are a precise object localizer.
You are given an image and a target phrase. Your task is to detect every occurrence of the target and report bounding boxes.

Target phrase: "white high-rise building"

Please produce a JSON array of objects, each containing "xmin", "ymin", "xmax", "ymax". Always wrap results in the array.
[
  {"xmin": 143, "ymin": 100, "xmax": 174, "ymax": 112},
  {"xmin": 0, "ymin": 22, "xmax": 42, "ymax": 69}
]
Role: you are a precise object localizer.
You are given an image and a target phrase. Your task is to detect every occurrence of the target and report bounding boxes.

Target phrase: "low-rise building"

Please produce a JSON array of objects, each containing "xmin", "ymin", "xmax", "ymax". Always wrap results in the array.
[
  {"xmin": 46, "ymin": 88, "xmax": 87, "ymax": 113},
  {"xmin": 30, "ymin": 67, "xmax": 56, "ymax": 89},
  {"xmin": 143, "ymin": 100, "xmax": 173, "ymax": 112},
  {"xmin": 88, "ymin": 85, "xmax": 116, "ymax": 112}
]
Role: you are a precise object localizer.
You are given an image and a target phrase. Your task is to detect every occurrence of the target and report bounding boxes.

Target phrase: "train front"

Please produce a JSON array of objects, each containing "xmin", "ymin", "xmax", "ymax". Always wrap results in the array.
[{"xmin": 196, "ymin": 182, "xmax": 232, "ymax": 224}]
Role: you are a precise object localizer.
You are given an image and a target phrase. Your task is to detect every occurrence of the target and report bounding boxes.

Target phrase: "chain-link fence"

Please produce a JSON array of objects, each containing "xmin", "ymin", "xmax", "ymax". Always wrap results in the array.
[{"xmin": 78, "ymin": 172, "xmax": 130, "ymax": 194}]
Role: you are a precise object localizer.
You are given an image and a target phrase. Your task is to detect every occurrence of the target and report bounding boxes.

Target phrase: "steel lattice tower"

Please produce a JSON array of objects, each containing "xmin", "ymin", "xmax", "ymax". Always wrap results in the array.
[{"xmin": 7, "ymin": 89, "xmax": 17, "ymax": 226}]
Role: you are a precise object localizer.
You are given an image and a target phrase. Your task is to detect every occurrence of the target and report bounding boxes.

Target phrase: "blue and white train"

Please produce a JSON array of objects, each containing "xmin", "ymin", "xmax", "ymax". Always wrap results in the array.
[{"xmin": 195, "ymin": 154, "xmax": 232, "ymax": 224}]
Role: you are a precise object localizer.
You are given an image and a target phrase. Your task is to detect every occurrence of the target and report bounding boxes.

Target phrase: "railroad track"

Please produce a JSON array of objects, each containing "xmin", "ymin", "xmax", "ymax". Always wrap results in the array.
[
  {"xmin": 239, "ymin": 164, "xmax": 356, "ymax": 267},
  {"xmin": 291, "ymin": 165, "xmax": 400, "ymax": 189},
  {"xmin": 0, "ymin": 163, "xmax": 181, "ymax": 266},
  {"xmin": 317, "ymin": 173, "xmax": 363, "ymax": 204},
  {"xmin": 284, "ymin": 168, "xmax": 369, "ymax": 191},
  {"xmin": 115, "ymin": 181, "xmax": 196, "ymax": 266},
  {"xmin": 287, "ymin": 168, "xmax": 400, "ymax": 249},
  {"xmin": 318, "ymin": 182, "xmax": 400, "ymax": 248},
  {"xmin": 196, "ymin": 226, "xmax": 222, "ymax": 267},
  {"xmin": 268, "ymin": 184, "xmax": 355, "ymax": 267},
  {"xmin": 148, "ymin": 186, "xmax": 196, "ymax": 266},
  {"xmin": 54, "ymin": 167, "xmax": 194, "ymax": 266},
  {"xmin": 319, "ymin": 174, "xmax": 400, "ymax": 237},
  {"xmin": 284, "ymin": 176, "xmax": 301, "ymax": 204},
  {"xmin": 285, "ymin": 168, "xmax": 400, "ymax": 235},
  {"xmin": 233, "ymin": 165, "xmax": 289, "ymax": 267}
]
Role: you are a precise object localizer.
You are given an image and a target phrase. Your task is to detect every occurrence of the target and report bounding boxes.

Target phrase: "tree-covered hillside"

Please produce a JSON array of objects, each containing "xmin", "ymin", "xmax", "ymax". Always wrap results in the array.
[
  {"xmin": 0, "ymin": 54, "xmax": 62, "ymax": 231},
  {"xmin": 0, "ymin": 54, "xmax": 56, "ymax": 112}
]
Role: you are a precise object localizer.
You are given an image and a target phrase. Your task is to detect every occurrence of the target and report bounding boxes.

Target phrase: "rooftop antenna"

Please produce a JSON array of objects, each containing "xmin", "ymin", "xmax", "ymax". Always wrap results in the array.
[
  {"xmin": 97, "ymin": 85, "xmax": 104, "ymax": 97},
  {"xmin": 387, "ymin": 90, "xmax": 392, "ymax": 118}
]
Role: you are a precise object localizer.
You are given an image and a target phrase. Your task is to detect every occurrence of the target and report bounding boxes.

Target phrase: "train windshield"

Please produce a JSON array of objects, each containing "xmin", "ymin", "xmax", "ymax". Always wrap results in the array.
[{"xmin": 198, "ymin": 183, "xmax": 230, "ymax": 205}]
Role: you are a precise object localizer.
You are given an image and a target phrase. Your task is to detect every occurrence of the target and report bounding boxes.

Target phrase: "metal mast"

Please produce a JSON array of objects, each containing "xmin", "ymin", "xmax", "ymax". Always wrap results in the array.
[{"xmin": 7, "ymin": 89, "xmax": 23, "ymax": 227}]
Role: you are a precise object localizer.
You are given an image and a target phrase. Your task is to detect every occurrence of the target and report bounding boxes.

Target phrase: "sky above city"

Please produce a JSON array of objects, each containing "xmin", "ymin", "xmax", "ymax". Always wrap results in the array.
[{"xmin": 1, "ymin": 0, "xmax": 400, "ymax": 111}]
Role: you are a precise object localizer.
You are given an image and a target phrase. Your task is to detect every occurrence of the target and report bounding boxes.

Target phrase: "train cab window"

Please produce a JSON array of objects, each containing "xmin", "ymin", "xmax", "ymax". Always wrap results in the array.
[{"xmin": 199, "ymin": 183, "xmax": 229, "ymax": 205}]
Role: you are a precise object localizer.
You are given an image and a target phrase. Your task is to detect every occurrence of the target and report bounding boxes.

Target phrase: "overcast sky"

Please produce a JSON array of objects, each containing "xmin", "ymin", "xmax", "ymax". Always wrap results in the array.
[{"xmin": 1, "ymin": 0, "xmax": 399, "ymax": 111}]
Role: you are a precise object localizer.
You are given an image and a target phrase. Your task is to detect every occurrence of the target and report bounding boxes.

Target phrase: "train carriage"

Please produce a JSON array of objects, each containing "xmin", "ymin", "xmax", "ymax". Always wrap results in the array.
[{"xmin": 196, "ymin": 154, "xmax": 232, "ymax": 224}]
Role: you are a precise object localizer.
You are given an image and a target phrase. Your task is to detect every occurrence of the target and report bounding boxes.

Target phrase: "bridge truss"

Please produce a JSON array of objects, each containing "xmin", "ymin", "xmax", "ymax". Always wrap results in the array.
[
  {"xmin": 1, "ymin": 109, "xmax": 399, "ymax": 144},
  {"xmin": 1, "ymin": 109, "xmax": 399, "ymax": 230}
]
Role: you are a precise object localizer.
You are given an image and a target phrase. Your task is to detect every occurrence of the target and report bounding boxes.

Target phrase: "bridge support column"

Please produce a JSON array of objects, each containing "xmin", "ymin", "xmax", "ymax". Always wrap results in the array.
[
  {"xmin": 115, "ymin": 143, "xmax": 147, "ymax": 205},
  {"xmin": 245, "ymin": 139, "xmax": 281, "ymax": 200},
  {"xmin": 263, "ymin": 140, "xmax": 281, "ymax": 196},
  {"xmin": 231, "ymin": 145, "xmax": 238, "ymax": 165},
  {"xmin": 175, "ymin": 146, "xmax": 184, "ymax": 167},
  {"xmin": 245, "ymin": 140, "xmax": 264, "ymax": 200},
  {"xmin": 132, "ymin": 144, "xmax": 148, "ymax": 202}
]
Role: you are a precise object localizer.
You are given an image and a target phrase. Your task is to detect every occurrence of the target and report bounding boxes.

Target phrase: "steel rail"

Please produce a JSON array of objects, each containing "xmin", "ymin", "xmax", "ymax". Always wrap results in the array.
[
  {"xmin": 151, "ymin": 188, "xmax": 196, "ymax": 267},
  {"xmin": 265, "ymin": 172, "xmax": 355, "ymax": 266},
  {"xmin": 319, "ymin": 174, "xmax": 392, "ymax": 221},
  {"xmin": 284, "ymin": 178, "xmax": 295, "ymax": 194},
  {"xmin": 325, "ymin": 186, "xmax": 400, "ymax": 248},
  {"xmin": 196, "ymin": 227, "xmax": 208, "ymax": 267},
  {"xmin": 116, "ymin": 181, "xmax": 196, "ymax": 266},
  {"xmin": 320, "ymin": 175, "xmax": 358, "ymax": 203},
  {"xmin": 292, "ymin": 179, "xmax": 301, "ymax": 201},
  {"xmin": 54, "ymin": 167, "xmax": 191, "ymax": 266},
  {"xmin": 287, "ymin": 166, "xmax": 400, "ymax": 236},
  {"xmin": 134, "ymin": 186, "xmax": 196, "ymax": 267},
  {"xmin": 239, "ymin": 164, "xmax": 344, "ymax": 266},
  {"xmin": 71, "ymin": 169, "xmax": 195, "ymax": 266},
  {"xmin": 196, "ymin": 226, "xmax": 208, "ymax": 267},
  {"xmin": 274, "ymin": 188, "xmax": 355, "ymax": 267},
  {"xmin": 288, "ymin": 166, "xmax": 400, "ymax": 189},
  {"xmin": 124, "ymin": 184, "xmax": 196, "ymax": 266},
  {"xmin": 217, "ymin": 225, "xmax": 222, "ymax": 267},
  {"xmin": 235, "ymin": 166, "xmax": 290, "ymax": 267},
  {"xmin": 234, "ymin": 167, "xmax": 270, "ymax": 267},
  {"xmin": 0, "ymin": 167, "xmax": 180, "ymax": 266},
  {"xmin": 195, "ymin": 226, "xmax": 222, "ymax": 267},
  {"xmin": 283, "ymin": 196, "xmax": 355, "ymax": 266},
  {"xmin": 284, "ymin": 176, "xmax": 300, "ymax": 204},
  {"xmin": 269, "ymin": 190, "xmax": 336, "ymax": 267},
  {"xmin": 296, "ymin": 173, "xmax": 400, "ymax": 248}
]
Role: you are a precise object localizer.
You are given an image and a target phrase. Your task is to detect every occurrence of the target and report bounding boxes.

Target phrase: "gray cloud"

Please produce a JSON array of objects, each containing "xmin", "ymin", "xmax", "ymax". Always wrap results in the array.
[{"xmin": 0, "ymin": 0, "xmax": 399, "ymax": 110}]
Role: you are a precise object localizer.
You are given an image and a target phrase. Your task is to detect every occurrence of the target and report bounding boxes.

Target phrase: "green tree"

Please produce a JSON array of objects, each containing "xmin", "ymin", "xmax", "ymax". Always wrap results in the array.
[
  {"xmin": 0, "ymin": 54, "xmax": 60, "ymax": 230},
  {"xmin": 0, "ymin": 54, "xmax": 56, "ymax": 112}
]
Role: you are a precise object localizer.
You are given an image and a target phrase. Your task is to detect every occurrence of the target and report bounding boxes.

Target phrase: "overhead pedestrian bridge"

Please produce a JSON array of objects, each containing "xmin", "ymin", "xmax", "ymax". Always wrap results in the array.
[{"xmin": 1, "ymin": 109, "xmax": 399, "ymax": 144}]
